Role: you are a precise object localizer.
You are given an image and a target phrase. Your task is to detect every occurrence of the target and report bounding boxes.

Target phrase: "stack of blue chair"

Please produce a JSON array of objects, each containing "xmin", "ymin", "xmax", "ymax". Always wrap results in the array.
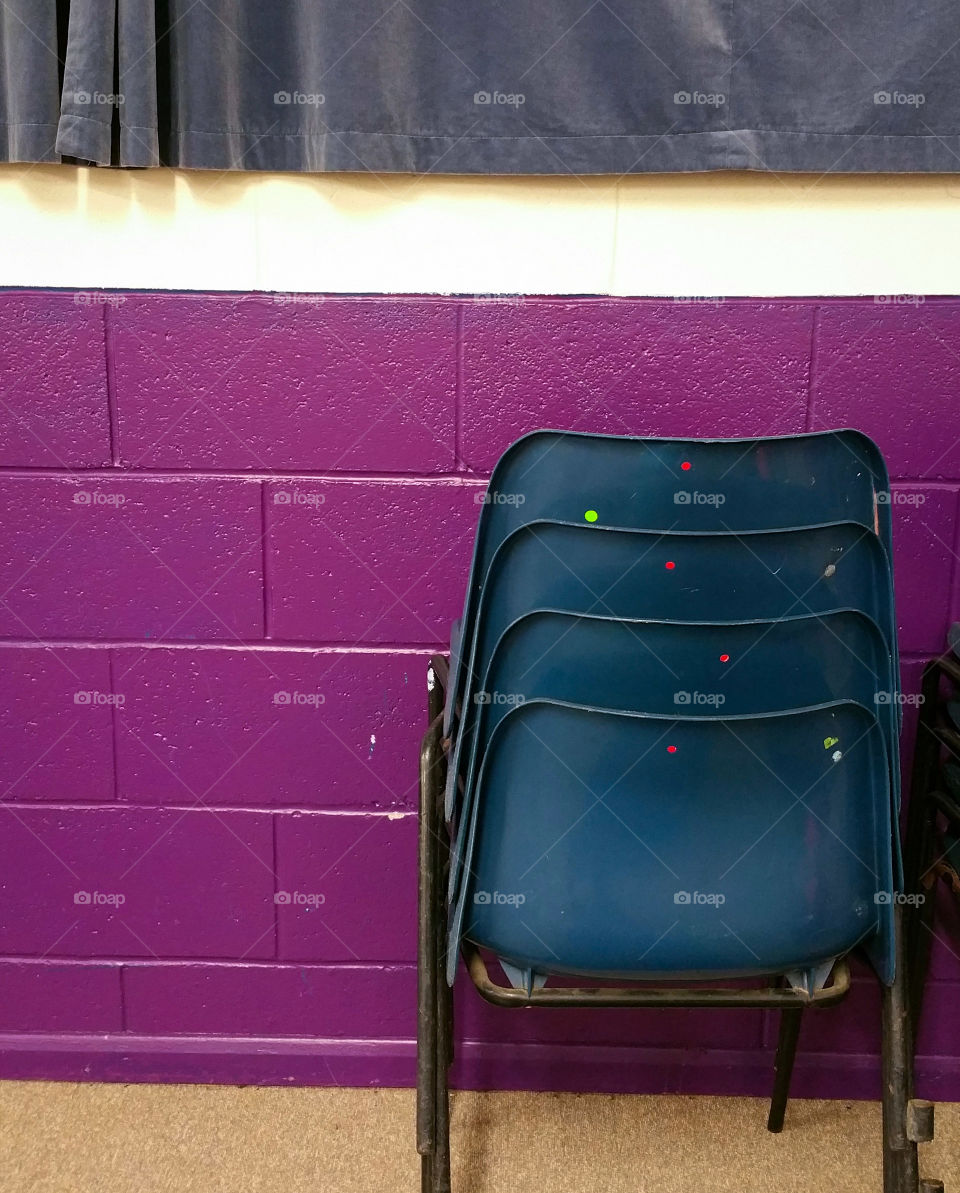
[
  {"xmin": 443, "ymin": 429, "xmax": 901, "ymax": 997},
  {"xmin": 419, "ymin": 430, "xmax": 939, "ymax": 1193}
]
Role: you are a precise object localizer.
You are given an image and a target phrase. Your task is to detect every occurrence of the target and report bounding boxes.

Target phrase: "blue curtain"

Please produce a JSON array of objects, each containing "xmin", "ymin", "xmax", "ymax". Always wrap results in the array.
[{"xmin": 4, "ymin": 1, "xmax": 960, "ymax": 173}]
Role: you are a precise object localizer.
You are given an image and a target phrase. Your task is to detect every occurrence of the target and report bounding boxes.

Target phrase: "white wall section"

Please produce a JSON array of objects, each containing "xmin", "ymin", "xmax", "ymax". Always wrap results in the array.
[{"xmin": 1, "ymin": 165, "xmax": 959, "ymax": 296}]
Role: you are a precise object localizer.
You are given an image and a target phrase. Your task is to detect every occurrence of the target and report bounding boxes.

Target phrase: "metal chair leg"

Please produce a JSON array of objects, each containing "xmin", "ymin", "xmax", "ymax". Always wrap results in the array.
[
  {"xmin": 881, "ymin": 906, "xmax": 920, "ymax": 1193},
  {"xmin": 904, "ymin": 663, "xmax": 943, "ymax": 1037},
  {"xmin": 417, "ymin": 724, "xmax": 441, "ymax": 1189},
  {"xmin": 767, "ymin": 1005, "xmax": 803, "ymax": 1133}
]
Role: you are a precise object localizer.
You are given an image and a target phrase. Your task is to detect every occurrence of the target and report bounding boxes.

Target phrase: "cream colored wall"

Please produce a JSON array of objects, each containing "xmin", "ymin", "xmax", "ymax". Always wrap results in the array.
[{"xmin": 2, "ymin": 165, "xmax": 960, "ymax": 295}]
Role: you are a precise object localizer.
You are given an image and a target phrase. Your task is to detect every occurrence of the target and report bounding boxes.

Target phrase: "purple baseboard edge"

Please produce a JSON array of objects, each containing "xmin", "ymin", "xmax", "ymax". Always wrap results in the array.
[{"xmin": 0, "ymin": 1036, "xmax": 957, "ymax": 1102}]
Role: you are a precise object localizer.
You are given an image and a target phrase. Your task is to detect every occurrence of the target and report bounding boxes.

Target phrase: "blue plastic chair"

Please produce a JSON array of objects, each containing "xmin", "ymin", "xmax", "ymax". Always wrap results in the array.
[{"xmin": 457, "ymin": 699, "xmax": 893, "ymax": 985}]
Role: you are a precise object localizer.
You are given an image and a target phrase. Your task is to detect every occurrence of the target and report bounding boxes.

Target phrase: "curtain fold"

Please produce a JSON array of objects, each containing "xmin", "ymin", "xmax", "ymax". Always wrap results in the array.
[{"xmin": 3, "ymin": 1, "xmax": 960, "ymax": 172}]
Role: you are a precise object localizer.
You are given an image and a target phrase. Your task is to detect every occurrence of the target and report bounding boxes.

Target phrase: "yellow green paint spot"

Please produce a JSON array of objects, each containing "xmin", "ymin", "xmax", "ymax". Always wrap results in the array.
[
  {"xmin": 584, "ymin": 510, "xmax": 598, "ymax": 523},
  {"xmin": 823, "ymin": 736, "xmax": 839, "ymax": 749}
]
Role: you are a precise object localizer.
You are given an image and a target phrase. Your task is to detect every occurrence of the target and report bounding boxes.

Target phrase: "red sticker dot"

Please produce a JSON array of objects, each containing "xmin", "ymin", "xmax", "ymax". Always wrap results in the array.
[
  {"xmin": 719, "ymin": 654, "xmax": 730, "ymax": 663},
  {"xmin": 681, "ymin": 461, "xmax": 692, "ymax": 471},
  {"xmin": 667, "ymin": 745, "xmax": 677, "ymax": 753},
  {"xmin": 665, "ymin": 561, "xmax": 676, "ymax": 570}
]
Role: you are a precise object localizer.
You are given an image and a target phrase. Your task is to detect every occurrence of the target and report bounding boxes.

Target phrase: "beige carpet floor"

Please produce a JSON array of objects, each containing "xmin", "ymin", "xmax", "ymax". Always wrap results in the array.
[{"xmin": 0, "ymin": 1082, "xmax": 955, "ymax": 1193}]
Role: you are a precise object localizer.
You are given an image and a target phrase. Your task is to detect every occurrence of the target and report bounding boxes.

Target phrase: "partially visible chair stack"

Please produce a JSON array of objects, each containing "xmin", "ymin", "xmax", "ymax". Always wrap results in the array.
[
  {"xmin": 417, "ymin": 430, "xmax": 937, "ymax": 1193},
  {"xmin": 905, "ymin": 625, "xmax": 960, "ymax": 1037}
]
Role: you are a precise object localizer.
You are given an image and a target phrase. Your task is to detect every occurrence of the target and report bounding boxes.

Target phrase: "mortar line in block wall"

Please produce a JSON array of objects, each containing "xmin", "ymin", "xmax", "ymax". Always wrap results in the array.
[
  {"xmin": 271, "ymin": 812, "xmax": 280, "ymax": 959},
  {"xmin": 106, "ymin": 649, "xmax": 121, "ymax": 802},
  {"xmin": 949, "ymin": 487, "xmax": 960, "ymax": 624},
  {"xmin": 0, "ymin": 956, "xmax": 418, "ymax": 970},
  {"xmin": 118, "ymin": 963, "xmax": 129, "ymax": 1031},
  {"xmin": 454, "ymin": 302, "xmax": 465, "ymax": 472},
  {"xmin": 805, "ymin": 305, "xmax": 819, "ymax": 433},
  {"xmin": 0, "ymin": 803, "xmax": 417, "ymax": 816},
  {"xmin": 260, "ymin": 480, "xmax": 270, "ymax": 639},
  {"xmin": 0, "ymin": 468, "xmax": 488, "ymax": 483},
  {"xmin": 101, "ymin": 303, "xmax": 121, "ymax": 467},
  {"xmin": 0, "ymin": 640, "xmax": 445, "ymax": 652}
]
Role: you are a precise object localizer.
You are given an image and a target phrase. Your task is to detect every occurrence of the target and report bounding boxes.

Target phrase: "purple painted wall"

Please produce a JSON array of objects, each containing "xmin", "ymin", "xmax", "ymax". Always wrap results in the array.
[{"xmin": 0, "ymin": 289, "xmax": 958, "ymax": 1101}]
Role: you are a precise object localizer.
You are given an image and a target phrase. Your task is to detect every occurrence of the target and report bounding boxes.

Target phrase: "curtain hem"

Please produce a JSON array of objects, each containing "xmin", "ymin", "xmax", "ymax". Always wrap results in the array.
[{"xmin": 90, "ymin": 126, "xmax": 960, "ymax": 174}]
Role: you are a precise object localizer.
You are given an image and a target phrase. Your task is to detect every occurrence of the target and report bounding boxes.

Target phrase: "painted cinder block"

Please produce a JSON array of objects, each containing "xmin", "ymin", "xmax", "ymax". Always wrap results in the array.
[
  {"xmin": 115, "ymin": 647, "xmax": 425, "ymax": 809},
  {"xmin": 889, "ymin": 485, "xmax": 957, "ymax": 654},
  {"xmin": 460, "ymin": 300, "xmax": 813, "ymax": 470},
  {"xmin": 275, "ymin": 812, "xmax": 417, "ymax": 963},
  {"xmin": 0, "ymin": 292, "xmax": 110, "ymax": 467},
  {"xmin": 111, "ymin": 295, "xmax": 456, "ymax": 472},
  {"xmin": 0, "ymin": 646, "xmax": 114, "ymax": 801},
  {"xmin": 123, "ymin": 962, "xmax": 415, "ymax": 1038},
  {"xmin": 0, "ymin": 808, "xmax": 275, "ymax": 958},
  {"xmin": 0, "ymin": 960, "xmax": 122, "ymax": 1031},
  {"xmin": 266, "ymin": 480, "xmax": 479, "ymax": 643},
  {"xmin": 812, "ymin": 300, "xmax": 960, "ymax": 479},
  {"xmin": 0, "ymin": 477, "xmax": 263, "ymax": 640}
]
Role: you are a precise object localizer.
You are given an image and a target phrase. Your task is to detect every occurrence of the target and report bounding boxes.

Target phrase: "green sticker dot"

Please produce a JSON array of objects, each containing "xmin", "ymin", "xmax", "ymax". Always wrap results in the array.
[{"xmin": 584, "ymin": 510, "xmax": 598, "ymax": 523}]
